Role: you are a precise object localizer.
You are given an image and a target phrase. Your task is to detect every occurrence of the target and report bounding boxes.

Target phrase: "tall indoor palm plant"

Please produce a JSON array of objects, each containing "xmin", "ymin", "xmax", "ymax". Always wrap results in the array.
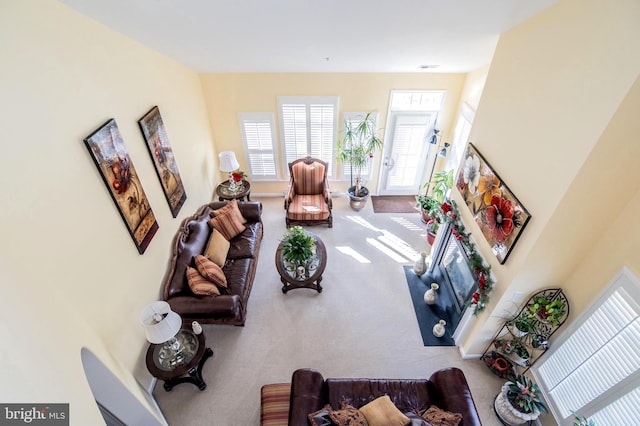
[{"xmin": 336, "ymin": 112, "xmax": 384, "ymax": 209}]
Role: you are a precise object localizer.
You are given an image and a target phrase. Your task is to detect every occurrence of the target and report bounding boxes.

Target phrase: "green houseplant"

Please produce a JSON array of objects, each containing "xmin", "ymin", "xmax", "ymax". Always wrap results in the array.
[
  {"xmin": 280, "ymin": 226, "xmax": 315, "ymax": 266},
  {"xmin": 336, "ymin": 112, "xmax": 384, "ymax": 210},
  {"xmin": 416, "ymin": 169, "xmax": 454, "ymax": 242},
  {"xmin": 528, "ymin": 297, "xmax": 567, "ymax": 327},
  {"xmin": 494, "ymin": 374, "xmax": 548, "ymax": 425}
]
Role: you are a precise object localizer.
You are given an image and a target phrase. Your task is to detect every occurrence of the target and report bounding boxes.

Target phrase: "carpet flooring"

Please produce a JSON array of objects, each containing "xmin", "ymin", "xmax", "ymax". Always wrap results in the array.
[
  {"xmin": 153, "ymin": 196, "xmax": 511, "ymax": 426},
  {"xmin": 403, "ymin": 266, "xmax": 455, "ymax": 347},
  {"xmin": 371, "ymin": 195, "xmax": 420, "ymax": 213}
]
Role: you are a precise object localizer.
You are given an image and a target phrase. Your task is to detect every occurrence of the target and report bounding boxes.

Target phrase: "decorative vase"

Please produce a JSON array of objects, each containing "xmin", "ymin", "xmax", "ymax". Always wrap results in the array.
[
  {"xmin": 413, "ymin": 252, "xmax": 428, "ymax": 276},
  {"xmin": 432, "ymin": 319, "xmax": 446, "ymax": 338},
  {"xmin": 494, "ymin": 383, "xmax": 541, "ymax": 425},
  {"xmin": 424, "ymin": 283, "xmax": 439, "ymax": 305},
  {"xmin": 191, "ymin": 321, "xmax": 203, "ymax": 335}
]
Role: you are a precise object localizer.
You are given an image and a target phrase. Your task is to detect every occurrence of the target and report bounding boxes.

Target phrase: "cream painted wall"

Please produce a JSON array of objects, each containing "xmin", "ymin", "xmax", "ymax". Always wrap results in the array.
[
  {"xmin": 456, "ymin": 0, "xmax": 640, "ymax": 354},
  {"xmin": 200, "ymin": 73, "xmax": 465, "ymax": 195},
  {"xmin": 0, "ymin": 1, "xmax": 214, "ymax": 423}
]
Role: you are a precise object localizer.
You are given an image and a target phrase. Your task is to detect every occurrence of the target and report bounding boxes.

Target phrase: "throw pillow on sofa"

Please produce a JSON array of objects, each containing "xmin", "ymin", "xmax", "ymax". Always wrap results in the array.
[
  {"xmin": 204, "ymin": 228, "xmax": 230, "ymax": 267},
  {"xmin": 194, "ymin": 255, "xmax": 228, "ymax": 289},
  {"xmin": 328, "ymin": 401, "xmax": 368, "ymax": 426},
  {"xmin": 358, "ymin": 395, "xmax": 410, "ymax": 426},
  {"xmin": 186, "ymin": 266, "xmax": 220, "ymax": 296},
  {"xmin": 210, "ymin": 199, "xmax": 247, "ymax": 224},
  {"xmin": 421, "ymin": 405, "xmax": 462, "ymax": 426},
  {"xmin": 307, "ymin": 404, "xmax": 333, "ymax": 426},
  {"xmin": 208, "ymin": 209, "xmax": 246, "ymax": 240}
]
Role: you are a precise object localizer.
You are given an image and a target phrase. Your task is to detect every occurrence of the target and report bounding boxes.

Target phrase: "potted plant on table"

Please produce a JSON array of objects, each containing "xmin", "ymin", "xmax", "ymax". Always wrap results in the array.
[
  {"xmin": 336, "ymin": 112, "xmax": 384, "ymax": 210},
  {"xmin": 494, "ymin": 374, "xmax": 548, "ymax": 425},
  {"xmin": 280, "ymin": 226, "xmax": 316, "ymax": 276}
]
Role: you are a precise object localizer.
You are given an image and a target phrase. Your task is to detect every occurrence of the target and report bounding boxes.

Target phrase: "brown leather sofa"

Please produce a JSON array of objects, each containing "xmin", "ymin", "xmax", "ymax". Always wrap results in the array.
[
  {"xmin": 162, "ymin": 201, "xmax": 263, "ymax": 326},
  {"xmin": 288, "ymin": 368, "xmax": 481, "ymax": 425}
]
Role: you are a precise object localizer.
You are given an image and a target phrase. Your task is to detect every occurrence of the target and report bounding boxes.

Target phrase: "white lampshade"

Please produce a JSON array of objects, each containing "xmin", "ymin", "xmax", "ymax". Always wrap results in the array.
[
  {"xmin": 218, "ymin": 151, "xmax": 240, "ymax": 173},
  {"xmin": 139, "ymin": 301, "xmax": 182, "ymax": 344}
]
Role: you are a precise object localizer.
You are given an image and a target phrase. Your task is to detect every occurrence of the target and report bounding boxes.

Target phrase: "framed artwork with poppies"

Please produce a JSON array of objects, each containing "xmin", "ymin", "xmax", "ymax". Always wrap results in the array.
[
  {"xmin": 84, "ymin": 119, "xmax": 159, "ymax": 254},
  {"xmin": 138, "ymin": 106, "xmax": 186, "ymax": 217},
  {"xmin": 456, "ymin": 143, "xmax": 530, "ymax": 264}
]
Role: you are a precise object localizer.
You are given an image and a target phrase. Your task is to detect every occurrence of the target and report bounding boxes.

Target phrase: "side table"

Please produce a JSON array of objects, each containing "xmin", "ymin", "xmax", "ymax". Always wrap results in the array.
[
  {"xmin": 216, "ymin": 180, "xmax": 251, "ymax": 202},
  {"xmin": 275, "ymin": 232, "xmax": 327, "ymax": 293},
  {"xmin": 145, "ymin": 329, "xmax": 213, "ymax": 391}
]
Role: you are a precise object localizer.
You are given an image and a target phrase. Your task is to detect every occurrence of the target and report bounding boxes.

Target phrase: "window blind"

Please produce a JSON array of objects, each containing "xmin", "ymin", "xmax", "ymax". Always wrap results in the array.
[
  {"xmin": 278, "ymin": 96, "xmax": 338, "ymax": 177},
  {"xmin": 532, "ymin": 268, "xmax": 640, "ymax": 425},
  {"xmin": 238, "ymin": 113, "xmax": 278, "ymax": 180}
]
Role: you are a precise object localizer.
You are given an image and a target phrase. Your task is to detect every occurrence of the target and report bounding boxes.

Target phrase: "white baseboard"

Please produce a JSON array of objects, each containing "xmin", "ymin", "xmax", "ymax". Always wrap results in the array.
[{"xmin": 458, "ymin": 345, "xmax": 484, "ymax": 360}]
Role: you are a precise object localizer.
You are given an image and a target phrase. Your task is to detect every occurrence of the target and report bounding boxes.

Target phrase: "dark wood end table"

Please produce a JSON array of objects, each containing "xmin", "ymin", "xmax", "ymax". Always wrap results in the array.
[
  {"xmin": 145, "ymin": 329, "xmax": 213, "ymax": 391},
  {"xmin": 275, "ymin": 232, "xmax": 327, "ymax": 293},
  {"xmin": 216, "ymin": 180, "xmax": 251, "ymax": 201}
]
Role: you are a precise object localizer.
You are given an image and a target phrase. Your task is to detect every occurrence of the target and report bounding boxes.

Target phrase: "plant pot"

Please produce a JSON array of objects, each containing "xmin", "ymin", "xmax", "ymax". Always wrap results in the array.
[
  {"xmin": 494, "ymin": 384, "xmax": 541, "ymax": 425},
  {"xmin": 426, "ymin": 219, "xmax": 437, "ymax": 245},
  {"xmin": 348, "ymin": 186, "xmax": 369, "ymax": 210}
]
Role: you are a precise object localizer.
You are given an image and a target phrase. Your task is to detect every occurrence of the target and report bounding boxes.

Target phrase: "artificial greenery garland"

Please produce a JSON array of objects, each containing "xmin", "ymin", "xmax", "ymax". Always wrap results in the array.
[{"xmin": 440, "ymin": 200, "xmax": 494, "ymax": 315}]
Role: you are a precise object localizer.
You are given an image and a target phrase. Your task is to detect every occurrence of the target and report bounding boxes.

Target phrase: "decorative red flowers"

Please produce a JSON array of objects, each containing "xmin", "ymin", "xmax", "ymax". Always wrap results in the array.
[
  {"xmin": 232, "ymin": 172, "xmax": 243, "ymax": 182},
  {"xmin": 485, "ymin": 195, "xmax": 514, "ymax": 244},
  {"xmin": 472, "ymin": 292, "xmax": 480, "ymax": 304},
  {"xmin": 111, "ymin": 155, "xmax": 131, "ymax": 194}
]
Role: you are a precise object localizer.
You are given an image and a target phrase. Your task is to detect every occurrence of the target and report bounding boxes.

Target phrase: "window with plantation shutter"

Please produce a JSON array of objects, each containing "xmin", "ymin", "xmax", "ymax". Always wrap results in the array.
[
  {"xmin": 532, "ymin": 267, "xmax": 640, "ymax": 425},
  {"xmin": 238, "ymin": 112, "xmax": 278, "ymax": 180},
  {"xmin": 278, "ymin": 96, "xmax": 338, "ymax": 177}
]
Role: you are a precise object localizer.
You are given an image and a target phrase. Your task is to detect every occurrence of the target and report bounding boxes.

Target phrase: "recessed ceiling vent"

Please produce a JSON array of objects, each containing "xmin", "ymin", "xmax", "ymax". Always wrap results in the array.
[{"xmin": 418, "ymin": 65, "xmax": 440, "ymax": 70}]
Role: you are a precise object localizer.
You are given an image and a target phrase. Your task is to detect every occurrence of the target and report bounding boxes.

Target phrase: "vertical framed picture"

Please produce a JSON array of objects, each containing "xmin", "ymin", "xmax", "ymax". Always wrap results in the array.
[
  {"xmin": 84, "ymin": 119, "xmax": 159, "ymax": 254},
  {"xmin": 138, "ymin": 106, "xmax": 186, "ymax": 217},
  {"xmin": 456, "ymin": 143, "xmax": 531, "ymax": 264}
]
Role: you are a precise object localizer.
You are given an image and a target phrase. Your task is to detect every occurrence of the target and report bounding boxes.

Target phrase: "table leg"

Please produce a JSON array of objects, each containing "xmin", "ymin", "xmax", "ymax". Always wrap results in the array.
[{"xmin": 162, "ymin": 347, "xmax": 214, "ymax": 391}]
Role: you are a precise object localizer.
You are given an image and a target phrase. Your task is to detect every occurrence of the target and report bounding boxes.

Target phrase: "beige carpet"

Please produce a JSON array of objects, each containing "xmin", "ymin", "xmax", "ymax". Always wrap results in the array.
[{"xmin": 153, "ymin": 196, "xmax": 511, "ymax": 426}]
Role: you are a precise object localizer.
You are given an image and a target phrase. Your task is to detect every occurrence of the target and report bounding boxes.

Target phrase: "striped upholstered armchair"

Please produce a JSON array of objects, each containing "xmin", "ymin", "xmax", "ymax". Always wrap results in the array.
[{"xmin": 284, "ymin": 157, "xmax": 333, "ymax": 228}]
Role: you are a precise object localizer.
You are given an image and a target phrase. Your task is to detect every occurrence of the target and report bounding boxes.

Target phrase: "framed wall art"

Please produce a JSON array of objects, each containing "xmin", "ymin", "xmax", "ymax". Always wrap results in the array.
[
  {"xmin": 138, "ymin": 106, "xmax": 186, "ymax": 217},
  {"xmin": 456, "ymin": 143, "xmax": 531, "ymax": 264},
  {"xmin": 84, "ymin": 119, "xmax": 159, "ymax": 254}
]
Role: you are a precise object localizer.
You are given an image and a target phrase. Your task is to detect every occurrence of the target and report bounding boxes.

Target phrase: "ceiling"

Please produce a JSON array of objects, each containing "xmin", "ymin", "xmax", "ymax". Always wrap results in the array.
[{"xmin": 58, "ymin": 0, "xmax": 556, "ymax": 73}]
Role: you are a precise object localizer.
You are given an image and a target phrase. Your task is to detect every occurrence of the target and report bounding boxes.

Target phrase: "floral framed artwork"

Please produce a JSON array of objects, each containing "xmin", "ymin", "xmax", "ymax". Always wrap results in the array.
[
  {"xmin": 138, "ymin": 106, "xmax": 186, "ymax": 217},
  {"xmin": 456, "ymin": 143, "xmax": 531, "ymax": 264},
  {"xmin": 84, "ymin": 119, "xmax": 159, "ymax": 254}
]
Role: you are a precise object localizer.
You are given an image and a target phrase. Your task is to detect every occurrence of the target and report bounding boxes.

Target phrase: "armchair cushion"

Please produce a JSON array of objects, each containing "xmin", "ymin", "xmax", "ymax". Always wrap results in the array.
[
  {"xmin": 292, "ymin": 160, "xmax": 325, "ymax": 195},
  {"xmin": 285, "ymin": 156, "xmax": 333, "ymax": 227},
  {"xmin": 286, "ymin": 194, "xmax": 331, "ymax": 221}
]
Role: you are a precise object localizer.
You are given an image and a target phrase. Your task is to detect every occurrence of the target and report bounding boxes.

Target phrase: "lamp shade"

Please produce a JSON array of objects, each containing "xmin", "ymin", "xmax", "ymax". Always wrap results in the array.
[
  {"xmin": 218, "ymin": 151, "xmax": 240, "ymax": 173},
  {"xmin": 139, "ymin": 301, "xmax": 182, "ymax": 344}
]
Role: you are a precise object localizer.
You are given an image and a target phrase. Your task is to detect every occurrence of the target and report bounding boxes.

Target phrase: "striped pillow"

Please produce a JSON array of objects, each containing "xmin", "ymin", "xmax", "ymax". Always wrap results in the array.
[
  {"xmin": 210, "ymin": 199, "xmax": 247, "ymax": 224},
  {"xmin": 194, "ymin": 255, "xmax": 228, "ymax": 288},
  {"xmin": 186, "ymin": 266, "xmax": 220, "ymax": 296},
  {"xmin": 208, "ymin": 210, "xmax": 246, "ymax": 241}
]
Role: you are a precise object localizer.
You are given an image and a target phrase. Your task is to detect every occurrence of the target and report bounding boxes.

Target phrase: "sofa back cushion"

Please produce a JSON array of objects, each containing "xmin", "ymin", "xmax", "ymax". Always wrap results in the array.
[{"xmin": 326, "ymin": 379, "xmax": 431, "ymax": 415}]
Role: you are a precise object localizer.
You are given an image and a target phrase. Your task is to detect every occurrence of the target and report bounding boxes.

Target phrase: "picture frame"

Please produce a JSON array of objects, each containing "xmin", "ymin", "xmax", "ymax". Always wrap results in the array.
[
  {"xmin": 456, "ymin": 143, "xmax": 531, "ymax": 264},
  {"xmin": 84, "ymin": 119, "xmax": 159, "ymax": 254},
  {"xmin": 138, "ymin": 106, "xmax": 187, "ymax": 217}
]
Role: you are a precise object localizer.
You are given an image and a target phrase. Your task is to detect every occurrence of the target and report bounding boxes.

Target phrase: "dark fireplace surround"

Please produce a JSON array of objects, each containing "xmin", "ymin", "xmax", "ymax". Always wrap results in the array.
[{"xmin": 427, "ymin": 222, "xmax": 478, "ymax": 333}]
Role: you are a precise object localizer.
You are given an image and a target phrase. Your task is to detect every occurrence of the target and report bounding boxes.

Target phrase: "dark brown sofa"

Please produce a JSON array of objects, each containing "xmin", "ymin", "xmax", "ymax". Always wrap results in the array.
[
  {"xmin": 162, "ymin": 201, "xmax": 263, "ymax": 326},
  {"xmin": 288, "ymin": 368, "xmax": 481, "ymax": 425}
]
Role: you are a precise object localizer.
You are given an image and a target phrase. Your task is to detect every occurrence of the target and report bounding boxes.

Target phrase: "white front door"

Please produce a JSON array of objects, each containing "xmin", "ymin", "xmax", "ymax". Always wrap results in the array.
[{"xmin": 378, "ymin": 112, "xmax": 437, "ymax": 195}]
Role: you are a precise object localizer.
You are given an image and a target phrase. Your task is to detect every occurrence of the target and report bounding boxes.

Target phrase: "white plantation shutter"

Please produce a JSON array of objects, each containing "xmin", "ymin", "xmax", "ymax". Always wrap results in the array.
[
  {"xmin": 278, "ymin": 96, "xmax": 338, "ymax": 176},
  {"xmin": 238, "ymin": 113, "xmax": 278, "ymax": 180},
  {"xmin": 532, "ymin": 268, "xmax": 640, "ymax": 425}
]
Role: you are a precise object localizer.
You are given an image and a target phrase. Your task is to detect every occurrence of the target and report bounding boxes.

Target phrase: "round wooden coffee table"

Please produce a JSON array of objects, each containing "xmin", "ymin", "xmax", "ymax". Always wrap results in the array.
[
  {"xmin": 275, "ymin": 232, "xmax": 326, "ymax": 293},
  {"xmin": 145, "ymin": 329, "xmax": 213, "ymax": 391}
]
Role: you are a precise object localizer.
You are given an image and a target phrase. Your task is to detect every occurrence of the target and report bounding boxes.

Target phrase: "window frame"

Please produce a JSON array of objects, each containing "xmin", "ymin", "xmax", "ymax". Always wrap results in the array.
[
  {"xmin": 277, "ymin": 96, "xmax": 339, "ymax": 178},
  {"xmin": 532, "ymin": 267, "xmax": 640, "ymax": 425},
  {"xmin": 238, "ymin": 112, "xmax": 279, "ymax": 181},
  {"xmin": 339, "ymin": 112, "xmax": 379, "ymax": 182}
]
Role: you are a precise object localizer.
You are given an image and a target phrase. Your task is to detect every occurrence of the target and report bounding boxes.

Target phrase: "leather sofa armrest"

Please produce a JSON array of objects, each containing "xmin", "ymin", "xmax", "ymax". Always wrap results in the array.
[
  {"xmin": 428, "ymin": 368, "xmax": 482, "ymax": 426},
  {"xmin": 289, "ymin": 368, "xmax": 326, "ymax": 426},
  {"xmin": 166, "ymin": 294, "xmax": 242, "ymax": 318},
  {"xmin": 237, "ymin": 201, "xmax": 262, "ymax": 222}
]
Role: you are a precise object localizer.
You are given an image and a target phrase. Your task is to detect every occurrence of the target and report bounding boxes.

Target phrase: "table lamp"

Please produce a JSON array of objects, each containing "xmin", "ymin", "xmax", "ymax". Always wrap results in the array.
[
  {"xmin": 140, "ymin": 301, "xmax": 183, "ymax": 359},
  {"xmin": 218, "ymin": 150, "xmax": 240, "ymax": 191}
]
